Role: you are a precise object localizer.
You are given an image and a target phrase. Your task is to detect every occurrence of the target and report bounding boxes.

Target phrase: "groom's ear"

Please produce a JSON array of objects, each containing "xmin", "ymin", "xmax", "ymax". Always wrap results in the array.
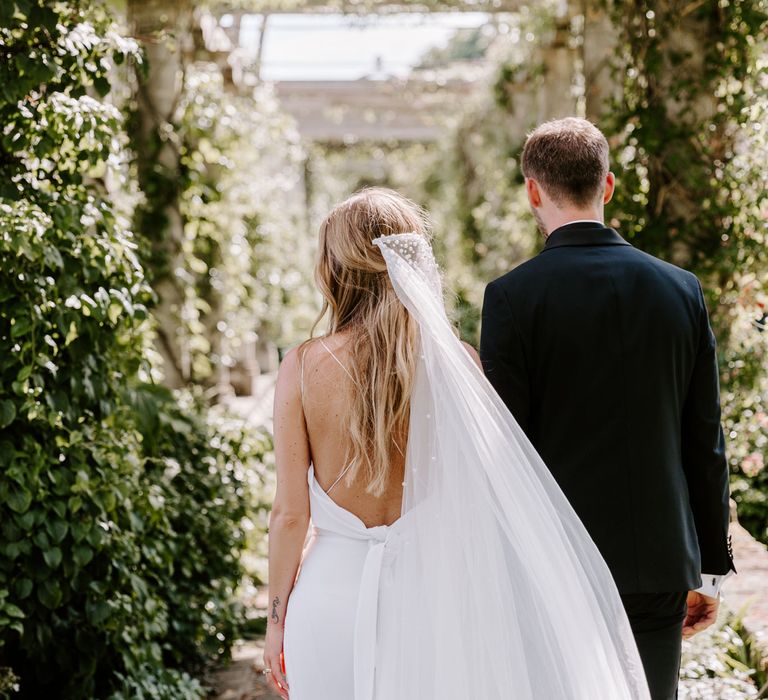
[
  {"xmin": 603, "ymin": 172, "xmax": 616, "ymax": 205},
  {"xmin": 526, "ymin": 178, "xmax": 542, "ymax": 208}
]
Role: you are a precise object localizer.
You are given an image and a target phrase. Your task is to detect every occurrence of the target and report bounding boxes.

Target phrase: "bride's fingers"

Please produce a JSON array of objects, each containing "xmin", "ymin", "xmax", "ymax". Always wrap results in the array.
[
  {"xmin": 263, "ymin": 652, "xmax": 289, "ymax": 699},
  {"xmin": 270, "ymin": 675, "xmax": 288, "ymax": 699},
  {"xmin": 271, "ymin": 660, "xmax": 290, "ymax": 699}
]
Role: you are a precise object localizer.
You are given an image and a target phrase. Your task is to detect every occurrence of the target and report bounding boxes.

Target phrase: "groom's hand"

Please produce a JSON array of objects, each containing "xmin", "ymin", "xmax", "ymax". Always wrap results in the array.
[{"xmin": 682, "ymin": 590, "xmax": 719, "ymax": 638}]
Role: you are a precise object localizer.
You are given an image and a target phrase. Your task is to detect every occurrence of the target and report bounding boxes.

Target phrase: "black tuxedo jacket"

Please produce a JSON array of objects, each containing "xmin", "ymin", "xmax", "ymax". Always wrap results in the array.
[{"xmin": 480, "ymin": 221, "xmax": 734, "ymax": 594}]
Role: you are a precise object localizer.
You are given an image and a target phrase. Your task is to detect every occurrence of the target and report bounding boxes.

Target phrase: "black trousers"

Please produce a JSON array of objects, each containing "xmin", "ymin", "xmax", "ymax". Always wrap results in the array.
[{"xmin": 620, "ymin": 591, "xmax": 688, "ymax": 700}]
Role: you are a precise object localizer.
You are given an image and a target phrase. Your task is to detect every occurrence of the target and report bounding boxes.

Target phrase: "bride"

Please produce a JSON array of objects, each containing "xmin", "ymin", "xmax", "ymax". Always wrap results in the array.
[{"xmin": 263, "ymin": 187, "xmax": 649, "ymax": 700}]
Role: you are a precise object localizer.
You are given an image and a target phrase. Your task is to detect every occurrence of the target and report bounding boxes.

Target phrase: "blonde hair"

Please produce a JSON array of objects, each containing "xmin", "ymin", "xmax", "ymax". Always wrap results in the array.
[{"xmin": 307, "ymin": 187, "xmax": 430, "ymax": 496}]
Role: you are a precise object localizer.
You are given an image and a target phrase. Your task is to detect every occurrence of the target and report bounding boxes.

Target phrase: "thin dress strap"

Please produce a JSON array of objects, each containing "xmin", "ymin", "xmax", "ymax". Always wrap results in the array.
[
  {"xmin": 299, "ymin": 346, "xmax": 307, "ymax": 406},
  {"xmin": 318, "ymin": 338, "xmax": 355, "ymax": 495},
  {"xmin": 326, "ymin": 461, "xmax": 354, "ymax": 495},
  {"xmin": 319, "ymin": 338, "xmax": 355, "ymax": 381}
]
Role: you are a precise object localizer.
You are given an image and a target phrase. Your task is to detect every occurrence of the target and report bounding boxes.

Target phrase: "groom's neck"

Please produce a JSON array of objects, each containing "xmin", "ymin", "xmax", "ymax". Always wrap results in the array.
[{"xmin": 543, "ymin": 208, "xmax": 604, "ymax": 238}]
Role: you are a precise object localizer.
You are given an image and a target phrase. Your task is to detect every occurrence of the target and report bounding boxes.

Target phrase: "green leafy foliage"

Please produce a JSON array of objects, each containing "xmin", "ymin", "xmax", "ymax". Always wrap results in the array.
[
  {"xmin": 600, "ymin": 0, "xmax": 768, "ymax": 290},
  {"xmin": 124, "ymin": 385, "xmax": 272, "ymax": 672},
  {"xmin": 107, "ymin": 664, "xmax": 204, "ymax": 700},
  {"xmin": 174, "ymin": 65, "xmax": 316, "ymax": 373},
  {"xmin": 0, "ymin": 1, "xmax": 271, "ymax": 696}
]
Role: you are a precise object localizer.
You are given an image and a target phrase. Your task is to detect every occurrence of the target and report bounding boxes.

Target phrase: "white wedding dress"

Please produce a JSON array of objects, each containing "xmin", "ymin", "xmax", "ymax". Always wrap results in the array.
[{"xmin": 282, "ymin": 233, "xmax": 650, "ymax": 700}]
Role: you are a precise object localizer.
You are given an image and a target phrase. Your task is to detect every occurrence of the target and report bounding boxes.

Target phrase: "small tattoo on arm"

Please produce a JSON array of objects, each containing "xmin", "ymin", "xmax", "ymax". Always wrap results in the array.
[{"xmin": 271, "ymin": 596, "xmax": 280, "ymax": 624}]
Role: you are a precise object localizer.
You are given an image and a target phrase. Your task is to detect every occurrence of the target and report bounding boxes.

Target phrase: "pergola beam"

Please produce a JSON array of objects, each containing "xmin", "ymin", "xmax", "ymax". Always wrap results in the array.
[{"xmin": 207, "ymin": 0, "xmax": 526, "ymax": 15}]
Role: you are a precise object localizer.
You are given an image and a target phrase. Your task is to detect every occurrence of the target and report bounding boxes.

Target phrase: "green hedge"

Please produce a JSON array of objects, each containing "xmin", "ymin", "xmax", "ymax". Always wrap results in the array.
[{"xmin": 0, "ymin": 1, "xmax": 270, "ymax": 696}]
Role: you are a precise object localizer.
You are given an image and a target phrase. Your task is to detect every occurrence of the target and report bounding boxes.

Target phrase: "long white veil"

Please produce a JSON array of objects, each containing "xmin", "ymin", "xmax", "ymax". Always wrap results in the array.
[{"xmin": 370, "ymin": 233, "xmax": 650, "ymax": 700}]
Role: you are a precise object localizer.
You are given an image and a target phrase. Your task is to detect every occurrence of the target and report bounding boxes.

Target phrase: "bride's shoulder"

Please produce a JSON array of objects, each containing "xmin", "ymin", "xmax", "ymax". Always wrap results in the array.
[
  {"xmin": 280, "ymin": 339, "xmax": 315, "ymax": 374},
  {"xmin": 276, "ymin": 338, "xmax": 322, "ymax": 399},
  {"xmin": 278, "ymin": 338, "xmax": 315, "ymax": 379},
  {"xmin": 276, "ymin": 344, "xmax": 303, "ymax": 395},
  {"xmin": 282, "ymin": 335, "xmax": 325, "ymax": 357}
]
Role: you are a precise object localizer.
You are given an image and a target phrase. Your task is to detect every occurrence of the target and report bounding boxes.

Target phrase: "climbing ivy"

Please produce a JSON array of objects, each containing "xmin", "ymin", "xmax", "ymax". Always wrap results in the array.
[
  {"xmin": 600, "ymin": 0, "xmax": 767, "ymax": 285},
  {"xmin": 0, "ymin": 1, "xmax": 270, "ymax": 696}
]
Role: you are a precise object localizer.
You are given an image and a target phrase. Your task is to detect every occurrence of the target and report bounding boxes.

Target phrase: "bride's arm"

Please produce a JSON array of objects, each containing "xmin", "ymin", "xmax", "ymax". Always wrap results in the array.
[{"xmin": 264, "ymin": 347, "xmax": 311, "ymax": 698}]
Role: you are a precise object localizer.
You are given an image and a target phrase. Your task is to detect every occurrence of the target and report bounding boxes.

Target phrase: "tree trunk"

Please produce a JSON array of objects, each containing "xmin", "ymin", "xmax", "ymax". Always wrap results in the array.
[
  {"xmin": 581, "ymin": 2, "xmax": 618, "ymax": 122},
  {"xmin": 128, "ymin": 0, "xmax": 193, "ymax": 388}
]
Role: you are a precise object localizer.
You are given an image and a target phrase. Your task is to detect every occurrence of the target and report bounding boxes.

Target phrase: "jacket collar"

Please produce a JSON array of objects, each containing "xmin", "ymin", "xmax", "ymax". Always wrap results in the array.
[{"xmin": 541, "ymin": 221, "xmax": 631, "ymax": 252}]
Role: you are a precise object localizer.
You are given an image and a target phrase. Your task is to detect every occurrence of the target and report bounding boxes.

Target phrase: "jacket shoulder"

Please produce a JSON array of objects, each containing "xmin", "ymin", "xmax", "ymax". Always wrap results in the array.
[
  {"xmin": 630, "ymin": 247, "xmax": 702, "ymax": 295},
  {"xmin": 488, "ymin": 254, "xmax": 551, "ymax": 294},
  {"xmin": 489, "ymin": 245, "xmax": 701, "ymax": 297}
]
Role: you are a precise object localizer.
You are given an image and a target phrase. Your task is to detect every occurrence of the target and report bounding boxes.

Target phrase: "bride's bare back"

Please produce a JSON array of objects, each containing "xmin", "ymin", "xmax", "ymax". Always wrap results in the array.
[{"xmin": 300, "ymin": 333, "xmax": 405, "ymax": 528}]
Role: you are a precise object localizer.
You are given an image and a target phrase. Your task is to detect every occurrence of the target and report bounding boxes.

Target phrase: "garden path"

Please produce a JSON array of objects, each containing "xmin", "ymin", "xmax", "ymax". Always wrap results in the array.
[{"xmin": 211, "ymin": 640, "xmax": 280, "ymax": 700}]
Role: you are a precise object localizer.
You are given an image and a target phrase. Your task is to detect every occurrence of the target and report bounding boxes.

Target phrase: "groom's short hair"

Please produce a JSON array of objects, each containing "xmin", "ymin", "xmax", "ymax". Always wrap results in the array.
[{"xmin": 521, "ymin": 118, "xmax": 610, "ymax": 207}]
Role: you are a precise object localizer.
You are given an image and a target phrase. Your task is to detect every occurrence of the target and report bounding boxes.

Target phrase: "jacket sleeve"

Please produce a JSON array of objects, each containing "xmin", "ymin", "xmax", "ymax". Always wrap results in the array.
[
  {"xmin": 480, "ymin": 280, "xmax": 531, "ymax": 435},
  {"xmin": 681, "ymin": 278, "xmax": 734, "ymax": 575}
]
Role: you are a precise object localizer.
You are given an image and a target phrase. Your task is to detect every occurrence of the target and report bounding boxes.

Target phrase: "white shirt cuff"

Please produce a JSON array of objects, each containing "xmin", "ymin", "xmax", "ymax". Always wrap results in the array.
[{"xmin": 695, "ymin": 571, "xmax": 734, "ymax": 598}]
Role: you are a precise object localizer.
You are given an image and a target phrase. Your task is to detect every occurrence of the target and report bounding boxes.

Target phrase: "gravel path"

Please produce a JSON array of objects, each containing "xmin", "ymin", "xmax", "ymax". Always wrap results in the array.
[{"xmin": 210, "ymin": 639, "xmax": 281, "ymax": 700}]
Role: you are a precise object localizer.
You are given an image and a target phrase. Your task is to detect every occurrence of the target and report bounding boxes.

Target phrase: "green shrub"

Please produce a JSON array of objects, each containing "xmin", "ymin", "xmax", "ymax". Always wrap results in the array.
[
  {"xmin": 0, "ymin": 142, "xmax": 162, "ymax": 697},
  {"xmin": 0, "ymin": 1, "xmax": 271, "ymax": 696},
  {"xmin": 125, "ymin": 385, "xmax": 272, "ymax": 672},
  {"xmin": 108, "ymin": 664, "xmax": 204, "ymax": 700}
]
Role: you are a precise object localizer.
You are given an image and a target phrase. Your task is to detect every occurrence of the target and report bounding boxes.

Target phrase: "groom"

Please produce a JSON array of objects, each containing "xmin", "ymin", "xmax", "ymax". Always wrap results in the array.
[{"xmin": 480, "ymin": 118, "xmax": 735, "ymax": 700}]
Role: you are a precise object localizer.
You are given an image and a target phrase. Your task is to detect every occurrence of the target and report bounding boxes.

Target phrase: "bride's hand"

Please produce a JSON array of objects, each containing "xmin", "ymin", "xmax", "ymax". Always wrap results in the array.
[{"xmin": 263, "ymin": 625, "xmax": 289, "ymax": 698}]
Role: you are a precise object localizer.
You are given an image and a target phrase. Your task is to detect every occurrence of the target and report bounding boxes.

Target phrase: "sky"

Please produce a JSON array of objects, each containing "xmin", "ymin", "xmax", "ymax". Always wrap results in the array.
[{"xmin": 236, "ymin": 13, "xmax": 490, "ymax": 81}]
